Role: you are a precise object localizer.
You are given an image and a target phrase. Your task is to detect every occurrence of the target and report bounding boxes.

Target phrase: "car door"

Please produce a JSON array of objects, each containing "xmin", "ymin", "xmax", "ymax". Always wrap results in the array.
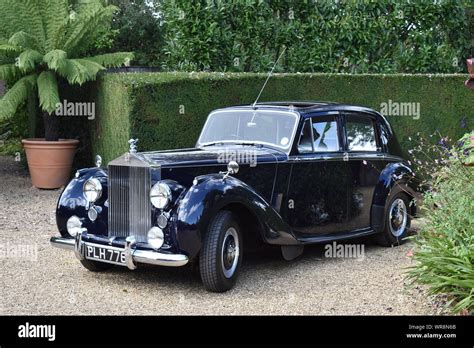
[
  {"xmin": 343, "ymin": 112, "xmax": 386, "ymax": 231},
  {"xmin": 285, "ymin": 112, "xmax": 350, "ymax": 235}
]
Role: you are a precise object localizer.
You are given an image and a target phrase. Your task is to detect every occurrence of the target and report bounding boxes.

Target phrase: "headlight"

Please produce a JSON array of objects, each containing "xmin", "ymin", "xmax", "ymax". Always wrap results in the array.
[
  {"xmin": 67, "ymin": 215, "xmax": 83, "ymax": 237},
  {"xmin": 150, "ymin": 182, "xmax": 171, "ymax": 209},
  {"xmin": 83, "ymin": 178, "xmax": 102, "ymax": 202},
  {"xmin": 147, "ymin": 227, "xmax": 164, "ymax": 249}
]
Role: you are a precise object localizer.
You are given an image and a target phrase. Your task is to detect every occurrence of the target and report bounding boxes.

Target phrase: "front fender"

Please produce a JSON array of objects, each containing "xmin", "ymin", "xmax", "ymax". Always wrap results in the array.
[
  {"xmin": 175, "ymin": 174, "xmax": 297, "ymax": 259},
  {"xmin": 371, "ymin": 162, "xmax": 419, "ymax": 232},
  {"xmin": 56, "ymin": 167, "xmax": 108, "ymax": 237}
]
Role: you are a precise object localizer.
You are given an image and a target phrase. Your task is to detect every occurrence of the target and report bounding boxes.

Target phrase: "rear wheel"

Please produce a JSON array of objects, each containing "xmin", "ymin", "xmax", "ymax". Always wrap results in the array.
[
  {"xmin": 199, "ymin": 210, "xmax": 242, "ymax": 292},
  {"xmin": 79, "ymin": 259, "xmax": 114, "ymax": 272},
  {"xmin": 375, "ymin": 193, "xmax": 411, "ymax": 247}
]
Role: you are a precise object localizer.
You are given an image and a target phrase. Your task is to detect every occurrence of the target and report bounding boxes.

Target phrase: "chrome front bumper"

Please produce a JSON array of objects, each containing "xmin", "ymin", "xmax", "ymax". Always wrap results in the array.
[{"xmin": 50, "ymin": 232, "xmax": 189, "ymax": 269}]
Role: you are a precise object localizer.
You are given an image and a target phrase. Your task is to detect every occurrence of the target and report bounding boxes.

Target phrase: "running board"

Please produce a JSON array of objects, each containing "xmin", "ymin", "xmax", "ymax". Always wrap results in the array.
[{"xmin": 293, "ymin": 227, "xmax": 377, "ymax": 245}]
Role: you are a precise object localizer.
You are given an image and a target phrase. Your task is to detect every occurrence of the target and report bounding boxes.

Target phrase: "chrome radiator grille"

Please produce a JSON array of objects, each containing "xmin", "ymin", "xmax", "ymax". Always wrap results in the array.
[{"xmin": 108, "ymin": 162, "xmax": 152, "ymax": 242}]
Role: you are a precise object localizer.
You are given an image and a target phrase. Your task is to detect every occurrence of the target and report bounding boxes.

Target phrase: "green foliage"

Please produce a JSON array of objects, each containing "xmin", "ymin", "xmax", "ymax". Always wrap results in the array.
[
  {"xmin": 90, "ymin": 72, "xmax": 472, "ymax": 164},
  {"xmin": 89, "ymin": 0, "xmax": 163, "ymax": 67},
  {"xmin": 160, "ymin": 0, "xmax": 473, "ymax": 73},
  {"xmin": 0, "ymin": 74, "xmax": 36, "ymax": 119},
  {"xmin": 0, "ymin": 0, "xmax": 133, "ymax": 135},
  {"xmin": 37, "ymin": 71, "xmax": 60, "ymax": 114},
  {"xmin": 407, "ymin": 137, "xmax": 474, "ymax": 313}
]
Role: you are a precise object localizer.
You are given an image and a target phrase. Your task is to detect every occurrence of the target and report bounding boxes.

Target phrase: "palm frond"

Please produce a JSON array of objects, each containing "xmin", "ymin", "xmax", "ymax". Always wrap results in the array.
[
  {"xmin": 56, "ymin": 58, "xmax": 104, "ymax": 85},
  {"xmin": 16, "ymin": 49, "xmax": 43, "ymax": 73},
  {"xmin": 0, "ymin": 0, "xmax": 28, "ymax": 41},
  {"xmin": 0, "ymin": 1, "xmax": 46, "ymax": 50},
  {"xmin": 85, "ymin": 52, "xmax": 134, "ymax": 68},
  {"xmin": 37, "ymin": 71, "xmax": 60, "ymax": 114},
  {"xmin": 8, "ymin": 31, "xmax": 40, "ymax": 51},
  {"xmin": 75, "ymin": 0, "xmax": 108, "ymax": 17},
  {"xmin": 43, "ymin": 49, "xmax": 68, "ymax": 71},
  {"xmin": 60, "ymin": 4, "xmax": 118, "ymax": 56},
  {"xmin": 21, "ymin": 0, "xmax": 47, "ymax": 50},
  {"xmin": 0, "ymin": 74, "xmax": 37, "ymax": 121},
  {"xmin": 37, "ymin": 0, "xmax": 68, "ymax": 51},
  {"xmin": 0, "ymin": 64, "xmax": 22, "ymax": 81},
  {"xmin": 0, "ymin": 43, "xmax": 21, "ymax": 54}
]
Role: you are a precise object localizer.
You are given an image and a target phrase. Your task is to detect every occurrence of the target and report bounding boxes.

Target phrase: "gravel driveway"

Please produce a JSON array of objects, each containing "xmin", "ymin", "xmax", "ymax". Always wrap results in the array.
[{"xmin": 0, "ymin": 155, "xmax": 438, "ymax": 315}]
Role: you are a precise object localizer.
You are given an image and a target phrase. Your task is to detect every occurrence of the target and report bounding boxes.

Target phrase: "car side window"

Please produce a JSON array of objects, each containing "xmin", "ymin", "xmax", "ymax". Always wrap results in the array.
[
  {"xmin": 297, "ymin": 119, "xmax": 313, "ymax": 153},
  {"xmin": 346, "ymin": 114, "xmax": 378, "ymax": 152},
  {"xmin": 311, "ymin": 117, "xmax": 339, "ymax": 152}
]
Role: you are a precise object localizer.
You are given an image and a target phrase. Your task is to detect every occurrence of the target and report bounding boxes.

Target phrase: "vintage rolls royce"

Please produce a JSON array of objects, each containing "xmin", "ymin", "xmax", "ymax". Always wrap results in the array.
[{"xmin": 51, "ymin": 101, "xmax": 418, "ymax": 292}]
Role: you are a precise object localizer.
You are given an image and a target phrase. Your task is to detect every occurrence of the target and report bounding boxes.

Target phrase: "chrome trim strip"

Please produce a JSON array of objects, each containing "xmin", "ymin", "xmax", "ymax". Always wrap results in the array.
[
  {"xmin": 50, "ymin": 236, "xmax": 75, "ymax": 250},
  {"xmin": 50, "ymin": 236, "xmax": 188, "ymax": 268},
  {"xmin": 133, "ymin": 250, "xmax": 188, "ymax": 267}
]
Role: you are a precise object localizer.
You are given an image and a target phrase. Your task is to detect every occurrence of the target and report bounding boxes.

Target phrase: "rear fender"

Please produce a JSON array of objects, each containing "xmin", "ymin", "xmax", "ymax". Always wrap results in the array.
[{"xmin": 371, "ymin": 162, "xmax": 419, "ymax": 233}]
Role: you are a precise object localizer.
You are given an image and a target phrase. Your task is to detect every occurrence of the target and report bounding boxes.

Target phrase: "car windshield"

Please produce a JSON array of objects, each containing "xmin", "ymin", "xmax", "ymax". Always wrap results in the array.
[{"xmin": 197, "ymin": 109, "xmax": 298, "ymax": 151}]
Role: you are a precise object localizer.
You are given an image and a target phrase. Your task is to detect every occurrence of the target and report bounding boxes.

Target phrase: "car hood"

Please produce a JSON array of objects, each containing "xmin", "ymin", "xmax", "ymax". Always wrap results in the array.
[{"xmin": 136, "ymin": 145, "xmax": 288, "ymax": 168}]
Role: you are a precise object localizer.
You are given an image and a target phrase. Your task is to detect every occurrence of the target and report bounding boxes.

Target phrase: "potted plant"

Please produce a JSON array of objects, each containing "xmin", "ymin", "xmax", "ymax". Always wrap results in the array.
[{"xmin": 0, "ymin": 0, "xmax": 133, "ymax": 188}]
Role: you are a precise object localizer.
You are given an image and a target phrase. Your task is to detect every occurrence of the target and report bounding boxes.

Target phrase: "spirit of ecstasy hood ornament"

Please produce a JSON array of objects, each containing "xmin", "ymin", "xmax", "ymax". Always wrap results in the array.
[{"xmin": 128, "ymin": 138, "xmax": 138, "ymax": 154}]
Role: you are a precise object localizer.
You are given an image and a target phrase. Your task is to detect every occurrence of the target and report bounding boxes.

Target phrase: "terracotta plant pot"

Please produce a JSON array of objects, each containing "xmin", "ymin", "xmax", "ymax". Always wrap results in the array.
[{"xmin": 22, "ymin": 138, "xmax": 79, "ymax": 189}]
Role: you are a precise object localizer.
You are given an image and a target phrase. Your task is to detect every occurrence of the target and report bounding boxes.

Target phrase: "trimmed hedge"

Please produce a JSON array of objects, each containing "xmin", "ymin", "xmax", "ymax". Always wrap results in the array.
[{"xmin": 90, "ymin": 72, "xmax": 473, "ymax": 164}]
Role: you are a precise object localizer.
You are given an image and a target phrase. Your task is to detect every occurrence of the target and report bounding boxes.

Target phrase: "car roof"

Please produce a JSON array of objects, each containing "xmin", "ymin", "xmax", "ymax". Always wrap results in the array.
[
  {"xmin": 219, "ymin": 101, "xmax": 382, "ymax": 117},
  {"xmin": 215, "ymin": 101, "xmax": 392, "ymax": 133}
]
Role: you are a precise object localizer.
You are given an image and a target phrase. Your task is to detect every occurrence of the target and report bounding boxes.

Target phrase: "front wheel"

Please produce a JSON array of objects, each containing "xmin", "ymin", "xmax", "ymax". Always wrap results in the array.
[
  {"xmin": 375, "ymin": 193, "xmax": 411, "ymax": 247},
  {"xmin": 199, "ymin": 210, "xmax": 242, "ymax": 292}
]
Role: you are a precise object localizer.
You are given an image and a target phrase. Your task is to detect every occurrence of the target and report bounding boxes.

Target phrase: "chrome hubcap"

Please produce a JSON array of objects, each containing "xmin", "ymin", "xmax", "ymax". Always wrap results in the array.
[
  {"xmin": 389, "ymin": 198, "xmax": 407, "ymax": 237},
  {"xmin": 221, "ymin": 227, "xmax": 240, "ymax": 278}
]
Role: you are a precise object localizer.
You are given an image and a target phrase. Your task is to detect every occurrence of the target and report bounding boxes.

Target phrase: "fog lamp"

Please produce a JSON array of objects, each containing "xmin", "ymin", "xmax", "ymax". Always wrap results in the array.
[{"xmin": 147, "ymin": 227, "xmax": 164, "ymax": 249}]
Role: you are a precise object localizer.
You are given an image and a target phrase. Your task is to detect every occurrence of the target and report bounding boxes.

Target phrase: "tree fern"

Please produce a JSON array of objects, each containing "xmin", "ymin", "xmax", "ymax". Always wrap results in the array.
[
  {"xmin": 0, "ymin": 74, "xmax": 36, "ymax": 120},
  {"xmin": 0, "ymin": 43, "xmax": 21, "ymax": 54},
  {"xmin": 0, "ymin": 64, "xmax": 21, "ymax": 82},
  {"xmin": 0, "ymin": 0, "xmax": 134, "ymax": 140},
  {"xmin": 8, "ymin": 31, "xmax": 41, "ymax": 51},
  {"xmin": 22, "ymin": 0, "xmax": 47, "ymax": 51},
  {"xmin": 17, "ymin": 49, "xmax": 43, "ymax": 73},
  {"xmin": 43, "ymin": 50, "xmax": 68, "ymax": 71},
  {"xmin": 37, "ymin": 71, "xmax": 59, "ymax": 114},
  {"xmin": 57, "ymin": 58, "xmax": 104, "ymax": 85},
  {"xmin": 61, "ymin": 5, "xmax": 118, "ymax": 56},
  {"xmin": 39, "ymin": 0, "xmax": 69, "ymax": 52}
]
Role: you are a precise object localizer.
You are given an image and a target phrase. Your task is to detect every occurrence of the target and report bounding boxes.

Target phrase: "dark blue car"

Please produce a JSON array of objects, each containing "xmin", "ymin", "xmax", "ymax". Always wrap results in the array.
[{"xmin": 51, "ymin": 101, "xmax": 418, "ymax": 292}]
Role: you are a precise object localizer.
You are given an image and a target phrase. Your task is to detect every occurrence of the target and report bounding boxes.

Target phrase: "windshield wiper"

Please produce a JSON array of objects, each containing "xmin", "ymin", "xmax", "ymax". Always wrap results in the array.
[
  {"xmin": 200, "ymin": 142, "xmax": 225, "ymax": 147},
  {"xmin": 231, "ymin": 142, "xmax": 263, "ymax": 147}
]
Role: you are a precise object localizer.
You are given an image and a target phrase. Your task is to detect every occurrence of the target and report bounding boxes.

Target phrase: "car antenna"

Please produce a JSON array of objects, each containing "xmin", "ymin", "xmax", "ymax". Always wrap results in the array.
[{"xmin": 248, "ymin": 46, "xmax": 287, "ymax": 127}]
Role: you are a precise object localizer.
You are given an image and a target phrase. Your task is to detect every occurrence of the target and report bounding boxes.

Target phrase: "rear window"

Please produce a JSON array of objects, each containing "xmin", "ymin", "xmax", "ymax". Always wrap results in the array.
[{"xmin": 346, "ymin": 115, "xmax": 377, "ymax": 152}]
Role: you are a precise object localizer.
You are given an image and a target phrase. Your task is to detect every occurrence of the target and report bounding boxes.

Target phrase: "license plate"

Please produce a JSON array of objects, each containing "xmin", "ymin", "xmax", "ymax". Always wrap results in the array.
[{"xmin": 84, "ymin": 243, "xmax": 127, "ymax": 266}]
